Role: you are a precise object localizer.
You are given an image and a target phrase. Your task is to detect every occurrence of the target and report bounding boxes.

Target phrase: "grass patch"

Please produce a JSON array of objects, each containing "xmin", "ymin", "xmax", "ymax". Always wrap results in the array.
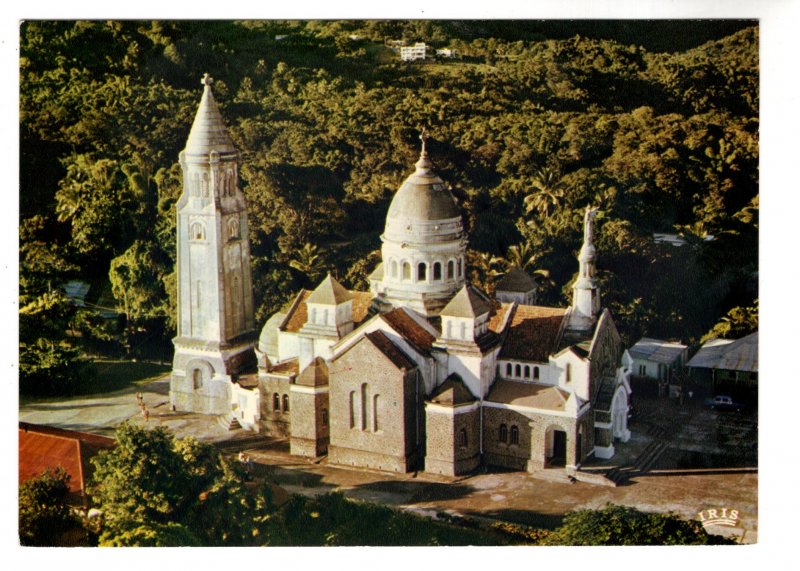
[{"xmin": 79, "ymin": 360, "xmax": 170, "ymax": 396}]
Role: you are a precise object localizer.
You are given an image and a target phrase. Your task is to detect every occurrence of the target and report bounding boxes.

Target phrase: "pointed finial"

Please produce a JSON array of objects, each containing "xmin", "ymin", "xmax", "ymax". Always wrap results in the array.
[
  {"xmin": 415, "ymin": 127, "xmax": 431, "ymax": 173},
  {"xmin": 202, "ymin": 73, "xmax": 213, "ymax": 88}
]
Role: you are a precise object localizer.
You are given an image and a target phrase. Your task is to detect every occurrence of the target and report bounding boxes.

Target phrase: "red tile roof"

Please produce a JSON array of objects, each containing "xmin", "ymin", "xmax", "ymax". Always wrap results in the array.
[
  {"xmin": 282, "ymin": 290, "xmax": 373, "ymax": 333},
  {"xmin": 19, "ymin": 423, "xmax": 115, "ymax": 504},
  {"xmin": 498, "ymin": 305, "xmax": 567, "ymax": 362},
  {"xmin": 488, "ymin": 303, "xmax": 513, "ymax": 334},
  {"xmin": 268, "ymin": 357, "xmax": 299, "ymax": 376},
  {"xmin": 381, "ymin": 308, "xmax": 437, "ymax": 356}
]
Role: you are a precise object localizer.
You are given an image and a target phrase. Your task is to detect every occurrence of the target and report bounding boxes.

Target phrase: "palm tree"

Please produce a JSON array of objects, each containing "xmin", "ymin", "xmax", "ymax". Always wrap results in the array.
[
  {"xmin": 289, "ymin": 243, "xmax": 326, "ymax": 283},
  {"xmin": 523, "ymin": 166, "xmax": 567, "ymax": 218}
]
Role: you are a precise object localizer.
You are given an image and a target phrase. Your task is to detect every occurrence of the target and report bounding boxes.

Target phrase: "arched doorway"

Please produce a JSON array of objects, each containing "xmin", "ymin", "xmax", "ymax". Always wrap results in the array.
[{"xmin": 545, "ymin": 426, "xmax": 567, "ymax": 467}]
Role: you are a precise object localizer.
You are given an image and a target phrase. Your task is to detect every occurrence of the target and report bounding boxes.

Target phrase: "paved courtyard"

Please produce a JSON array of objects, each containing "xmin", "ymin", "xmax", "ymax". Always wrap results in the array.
[{"xmin": 19, "ymin": 373, "xmax": 758, "ymax": 543}]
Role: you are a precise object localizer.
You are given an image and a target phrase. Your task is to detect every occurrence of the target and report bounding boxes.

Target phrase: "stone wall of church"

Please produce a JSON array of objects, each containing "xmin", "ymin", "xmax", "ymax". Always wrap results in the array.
[
  {"xmin": 327, "ymin": 341, "xmax": 422, "ymax": 473},
  {"xmin": 482, "ymin": 407, "xmax": 534, "ymax": 471},
  {"xmin": 258, "ymin": 375, "xmax": 292, "ymax": 437},
  {"xmin": 424, "ymin": 406, "xmax": 480, "ymax": 476},
  {"xmin": 526, "ymin": 413, "xmax": 579, "ymax": 472},
  {"xmin": 290, "ymin": 389, "xmax": 329, "ymax": 457}
]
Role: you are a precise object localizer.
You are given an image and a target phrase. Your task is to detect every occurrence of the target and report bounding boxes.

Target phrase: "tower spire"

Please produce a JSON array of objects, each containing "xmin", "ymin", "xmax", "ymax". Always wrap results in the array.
[{"xmin": 568, "ymin": 206, "xmax": 601, "ymax": 331}]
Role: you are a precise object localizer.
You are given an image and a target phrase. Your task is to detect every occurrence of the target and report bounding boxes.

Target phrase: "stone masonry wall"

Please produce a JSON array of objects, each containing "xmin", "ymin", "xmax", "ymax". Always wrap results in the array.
[{"xmin": 328, "ymin": 339, "xmax": 421, "ymax": 473}]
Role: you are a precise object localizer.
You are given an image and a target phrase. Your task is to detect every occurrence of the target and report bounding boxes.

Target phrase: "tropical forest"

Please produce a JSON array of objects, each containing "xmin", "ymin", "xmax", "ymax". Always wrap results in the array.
[{"xmin": 19, "ymin": 20, "xmax": 759, "ymax": 396}]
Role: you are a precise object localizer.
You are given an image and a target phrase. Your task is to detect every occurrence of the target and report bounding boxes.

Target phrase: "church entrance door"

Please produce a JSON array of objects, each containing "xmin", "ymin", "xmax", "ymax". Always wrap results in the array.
[{"xmin": 546, "ymin": 427, "xmax": 567, "ymax": 467}]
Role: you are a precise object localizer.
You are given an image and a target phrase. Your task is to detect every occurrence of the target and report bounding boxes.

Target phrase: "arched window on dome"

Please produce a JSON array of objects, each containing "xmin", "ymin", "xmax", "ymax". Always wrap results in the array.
[
  {"xmin": 433, "ymin": 262, "xmax": 442, "ymax": 281},
  {"xmin": 391, "ymin": 260, "xmax": 398, "ymax": 279},
  {"xmin": 534, "ymin": 366, "xmax": 540, "ymax": 380},
  {"xmin": 524, "ymin": 365, "xmax": 530, "ymax": 378},
  {"xmin": 506, "ymin": 363, "xmax": 512, "ymax": 376},
  {"xmin": 515, "ymin": 364, "xmax": 521, "ymax": 377},
  {"xmin": 418, "ymin": 262, "xmax": 427, "ymax": 282},
  {"xmin": 447, "ymin": 260, "xmax": 455, "ymax": 279},
  {"xmin": 457, "ymin": 258, "xmax": 462, "ymax": 277},
  {"xmin": 402, "ymin": 262, "xmax": 411, "ymax": 281}
]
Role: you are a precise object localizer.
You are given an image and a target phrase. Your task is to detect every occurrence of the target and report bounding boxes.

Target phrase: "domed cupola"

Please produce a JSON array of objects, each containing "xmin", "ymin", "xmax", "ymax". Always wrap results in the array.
[{"xmin": 370, "ymin": 131, "xmax": 467, "ymax": 317}]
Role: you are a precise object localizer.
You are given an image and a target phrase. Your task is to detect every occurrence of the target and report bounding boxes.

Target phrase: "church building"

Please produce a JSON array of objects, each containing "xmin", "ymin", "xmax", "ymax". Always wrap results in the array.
[{"xmin": 170, "ymin": 76, "xmax": 633, "ymax": 479}]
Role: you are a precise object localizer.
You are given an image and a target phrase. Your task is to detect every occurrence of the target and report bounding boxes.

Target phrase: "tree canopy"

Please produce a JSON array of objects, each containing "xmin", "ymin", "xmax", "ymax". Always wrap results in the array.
[{"xmin": 20, "ymin": 20, "xmax": 758, "ymax": 369}]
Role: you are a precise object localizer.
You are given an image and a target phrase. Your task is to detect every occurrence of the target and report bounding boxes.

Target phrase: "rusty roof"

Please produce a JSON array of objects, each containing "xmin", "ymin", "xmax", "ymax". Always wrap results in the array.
[
  {"xmin": 268, "ymin": 358, "xmax": 299, "ymax": 376},
  {"xmin": 282, "ymin": 290, "xmax": 373, "ymax": 333},
  {"xmin": 19, "ymin": 423, "xmax": 115, "ymax": 502},
  {"xmin": 488, "ymin": 302, "xmax": 513, "ymax": 334},
  {"xmin": 498, "ymin": 305, "xmax": 568, "ymax": 362},
  {"xmin": 381, "ymin": 308, "xmax": 437, "ymax": 356},
  {"xmin": 486, "ymin": 380, "xmax": 570, "ymax": 411}
]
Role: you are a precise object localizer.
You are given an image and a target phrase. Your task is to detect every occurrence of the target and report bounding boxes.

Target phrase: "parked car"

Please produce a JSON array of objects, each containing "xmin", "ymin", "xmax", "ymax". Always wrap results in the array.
[{"xmin": 704, "ymin": 395, "xmax": 746, "ymax": 412}]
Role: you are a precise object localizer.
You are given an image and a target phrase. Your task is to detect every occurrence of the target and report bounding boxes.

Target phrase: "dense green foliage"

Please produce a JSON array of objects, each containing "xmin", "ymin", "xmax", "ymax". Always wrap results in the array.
[
  {"xmin": 88, "ymin": 423, "xmax": 276, "ymax": 546},
  {"xmin": 276, "ymin": 492, "xmax": 502, "ymax": 546},
  {"xmin": 542, "ymin": 504, "xmax": 735, "ymax": 545},
  {"xmin": 19, "ymin": 468, "xmax": 80, "ymax": 546},
  {"xmin": 20, "ymin": 20, "xmax": 758, "ymax": 373}
]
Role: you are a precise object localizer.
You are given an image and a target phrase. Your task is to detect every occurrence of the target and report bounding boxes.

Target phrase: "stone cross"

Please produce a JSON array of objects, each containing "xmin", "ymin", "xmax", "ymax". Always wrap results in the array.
[{"xmin": 202, "ymin": 73, "xmax": 213, "ymax": 87}]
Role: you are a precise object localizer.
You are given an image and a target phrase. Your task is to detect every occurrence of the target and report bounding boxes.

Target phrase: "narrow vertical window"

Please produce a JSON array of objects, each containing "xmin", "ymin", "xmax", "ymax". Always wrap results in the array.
[
  {"xmin": 373, "ymin": 394, "xmax": 380, "ymax": 432},
  {"xmin": 566, "ymin": 363, "xmax": 572, "ymax": 384},
  {"xmin": 349, "ymin": 391, "xmax": 356, "ymax": 429},
  {"xmin": 193, "ymin": 369, "xmax": 203, "ymax": 390},
  {"xmin": 534, "ymin": 366, "xmax": 540, "ymax": 380},
  {"xmin": 459, "ymin": 429, "xmax": 468, "ymax": 448},
  {"xmin": 282, "ymin": 394, "xmax": 290, "ymax": 413},
  {"xmin": 322, "ymin": 408, "xmax": 329, "ymax": 427},
  {"xmin": 361, "ymin": 383, "xmax": 368, "ymax": 431},
  {"xmin": 273, "ymin": 393, "xmax": 280, "ymax": 411},
  {"xmin": 499, "ymin": 424, "xmax": 508, "ymax": 443},
  {"xmin": 510, "ymin": 425, "xmax": 519, "ymax": 445},
  {"xmin": 418, "ymin": 262, "xmax": 427, "ymax": 281},
  {"xmin": 433, "ymin": 262, "xmax": 442, "ymax": 280},
  {"xmin": 447, "ymin": 260, "xmax": 455, "ymax": 279},
  {"xmin": 506, "ymin": 363, "xmax": 512, "ymax": 376},
  {"xmin": 515, "ymin": 364, "xmax": 521, "ymax": 377},
  {"xmin": 403, "ymin": 262, "xmax": 411, "ymax": 281},
  {"xmin": 460, "ymin": 322, "xmax": 467, "ymax": 339},
  {"xmin": 457, "ymin": 258, "xmax": 462, "ymax": 277},
  {"xmin": 524, "ymin": 365, "xmax": 530, "ymax": 378},
  {"xmin": 391, "ymin": 260, "xmax": 398, "ymax": 278}
]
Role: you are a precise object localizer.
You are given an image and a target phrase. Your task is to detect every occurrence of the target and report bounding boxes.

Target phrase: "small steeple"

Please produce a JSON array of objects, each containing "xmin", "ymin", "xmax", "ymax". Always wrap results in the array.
[
  {"xmin": 184, "ymin": 73, "xmax": 236, "ymax": 156},
  {"xmin": 568, "ymin": 206, "xmax": 601, "ymax": 332}
]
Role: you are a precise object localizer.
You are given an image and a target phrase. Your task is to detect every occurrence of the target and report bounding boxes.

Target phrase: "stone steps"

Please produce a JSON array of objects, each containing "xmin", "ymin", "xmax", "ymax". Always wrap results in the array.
[{"xmin": 217, "ymin": 412, "xmax": 242, "ymax": 431}]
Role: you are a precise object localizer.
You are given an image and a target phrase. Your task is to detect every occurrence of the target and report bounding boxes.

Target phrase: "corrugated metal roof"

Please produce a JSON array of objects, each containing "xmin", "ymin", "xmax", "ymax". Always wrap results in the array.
[
  {"xmin": 687, "ymin": 332, "xmax": 758, "ymax": 372},
  {"xmin": 629, "ymin": 337, "xmax": 688, "ymax": 365}
]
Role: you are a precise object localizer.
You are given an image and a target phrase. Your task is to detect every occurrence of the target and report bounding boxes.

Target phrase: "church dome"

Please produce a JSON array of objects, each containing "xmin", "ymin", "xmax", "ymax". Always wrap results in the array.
[
  {"xmin": 386, "ymin": 150, "xmax": 460, "ymax": 222},
  {"xmin": 383, "ymin": 137, "xmax": 464, "ymax": 245},
  {"xmin": 371, "ymin": 133, "xmax": 468, "ymax": 318}
]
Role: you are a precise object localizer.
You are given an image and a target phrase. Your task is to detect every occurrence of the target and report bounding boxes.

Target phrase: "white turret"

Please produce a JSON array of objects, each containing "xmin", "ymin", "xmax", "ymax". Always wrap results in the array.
[{"xmin": 568, "ymin": 207, "xmax": 601, "ymax": 332}]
